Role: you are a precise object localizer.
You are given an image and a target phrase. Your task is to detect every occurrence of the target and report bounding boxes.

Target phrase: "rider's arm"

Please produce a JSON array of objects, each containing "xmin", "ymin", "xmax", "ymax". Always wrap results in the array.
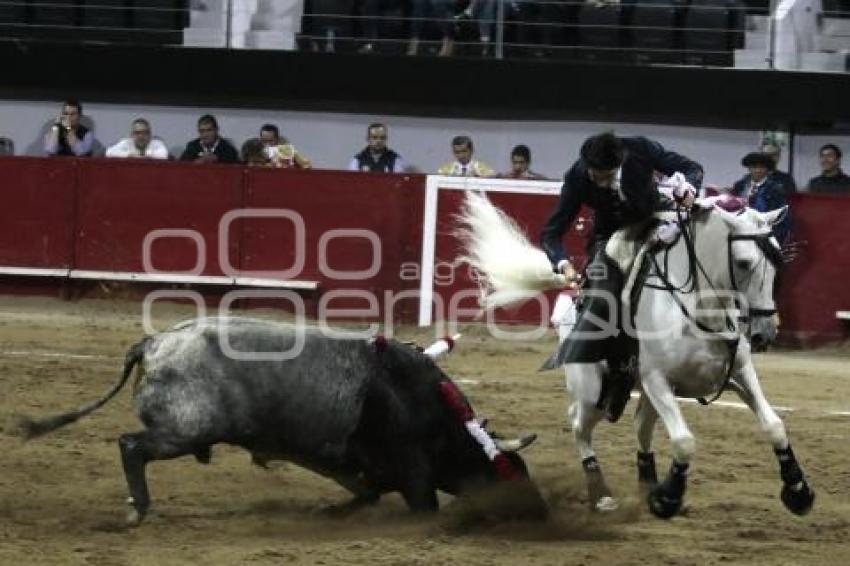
[
  {"xmin": 635, "ymin": 136, "xmax": 704, "ymax": 191},
  {"xmin": 540, "ymin": 165, "xmax": 584, "ymax": 272}
]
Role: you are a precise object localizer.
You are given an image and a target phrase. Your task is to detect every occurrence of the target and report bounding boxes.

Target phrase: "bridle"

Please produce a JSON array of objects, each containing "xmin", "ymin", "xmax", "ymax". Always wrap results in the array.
[
  {"xmin": 727, "ymin": 231, "xmax": 781, "ymax": 321},
  {"xmin": 643, "ymin": 210, "xmax": 780, "ymax": 405}
]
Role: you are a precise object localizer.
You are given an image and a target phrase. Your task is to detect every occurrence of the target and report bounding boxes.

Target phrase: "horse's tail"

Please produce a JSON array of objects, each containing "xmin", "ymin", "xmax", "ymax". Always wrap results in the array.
[
  {"xmin": 455, "ymin": 191, "xmax": 567, "ymax": 311},
  {"xmin": 12, "ymin": 338, "xmax": 149, "ymax": 440}
]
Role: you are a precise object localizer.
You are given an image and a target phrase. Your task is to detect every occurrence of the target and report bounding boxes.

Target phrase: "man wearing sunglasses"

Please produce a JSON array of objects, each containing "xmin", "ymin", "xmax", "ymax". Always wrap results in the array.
[{"xmin": 106, "ymin": 118, "xmax": 169, "ymax": 159}]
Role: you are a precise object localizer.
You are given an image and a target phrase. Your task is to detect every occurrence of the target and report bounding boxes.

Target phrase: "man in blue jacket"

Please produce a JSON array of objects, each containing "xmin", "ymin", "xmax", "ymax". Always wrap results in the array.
[
  {"xmin": 540, "ymin": 132, "xmax": 704, "ymax": 422},
  {"xmin": 732, "ymin": 152, "xmax": 791, "ymax": 244}
]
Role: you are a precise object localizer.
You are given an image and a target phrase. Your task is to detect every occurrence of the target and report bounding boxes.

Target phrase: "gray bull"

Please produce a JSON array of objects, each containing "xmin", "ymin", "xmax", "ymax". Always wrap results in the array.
[{"xmin": 17, "ymin": 317, "xmax": 544, "ymax": 525}]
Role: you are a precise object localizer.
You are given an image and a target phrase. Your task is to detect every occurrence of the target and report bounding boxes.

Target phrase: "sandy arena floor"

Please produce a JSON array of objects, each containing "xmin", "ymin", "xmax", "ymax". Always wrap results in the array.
[{"xmin": 0, "ymin": 296, "xmax": 848, "ymax": 565}]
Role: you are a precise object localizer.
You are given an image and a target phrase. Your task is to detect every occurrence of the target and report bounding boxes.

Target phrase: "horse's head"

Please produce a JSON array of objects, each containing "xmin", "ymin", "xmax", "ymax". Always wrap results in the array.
[{"xmin": 711, "ymin": 204, "xmax": 787, "ymax": 350}]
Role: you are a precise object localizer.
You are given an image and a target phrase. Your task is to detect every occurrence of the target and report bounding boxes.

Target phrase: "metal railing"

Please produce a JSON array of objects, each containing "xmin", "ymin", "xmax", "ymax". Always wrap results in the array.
[{"xmin": 0, "ymin": 0, "xmax": 847, "ymax": 71}]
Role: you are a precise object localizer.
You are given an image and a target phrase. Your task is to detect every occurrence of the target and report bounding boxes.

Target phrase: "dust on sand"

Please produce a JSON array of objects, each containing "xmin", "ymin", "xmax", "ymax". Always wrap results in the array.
[{"xmin": 1, "ymin": 297, "xmax": 848, "ymax": 565}]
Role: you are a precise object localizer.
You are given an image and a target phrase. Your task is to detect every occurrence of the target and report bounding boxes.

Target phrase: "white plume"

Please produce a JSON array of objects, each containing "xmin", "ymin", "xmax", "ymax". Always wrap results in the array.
[{"xmin": 455, "ymin": 191, "xmax": 567, "ymax": 310}]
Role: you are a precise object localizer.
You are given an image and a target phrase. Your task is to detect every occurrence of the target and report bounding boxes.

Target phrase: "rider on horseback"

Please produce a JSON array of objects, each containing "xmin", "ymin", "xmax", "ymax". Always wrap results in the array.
[{"xmin": 540, "ymin": 132, "xmax": 704, "ymax": 422}]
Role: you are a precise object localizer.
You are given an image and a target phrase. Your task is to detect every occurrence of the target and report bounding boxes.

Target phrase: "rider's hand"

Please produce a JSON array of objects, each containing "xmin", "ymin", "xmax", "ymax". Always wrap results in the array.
[
  {"xmin": 557, "ymin": 260, "xmax": 579, "ymax": 289},
  {"xmin": 673, "ymin": 181, "xmax": 696, "ymax": 208}
]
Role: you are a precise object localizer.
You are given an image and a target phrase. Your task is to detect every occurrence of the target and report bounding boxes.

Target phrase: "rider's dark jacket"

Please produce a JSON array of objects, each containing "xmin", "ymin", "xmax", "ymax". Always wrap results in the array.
[{"xmin": 541, "ymin": 136, "xmax": 704, "ymax": 269}]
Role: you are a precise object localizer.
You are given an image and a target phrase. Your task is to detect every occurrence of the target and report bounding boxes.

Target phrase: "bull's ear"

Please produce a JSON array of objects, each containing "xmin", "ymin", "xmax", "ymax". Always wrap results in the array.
[{"xmin": 761, "ymin": 206, "xmax": 788, "ymax": 226}]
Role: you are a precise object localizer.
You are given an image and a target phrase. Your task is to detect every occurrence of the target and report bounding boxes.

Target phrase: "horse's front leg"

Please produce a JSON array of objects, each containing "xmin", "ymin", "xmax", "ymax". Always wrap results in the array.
[
  {"xmin": 731, "ymin": 359, "xmax": 815, "ymax": 516},
  {"xmin": 634, "ymin": 393, "xmax": 659, "ymax": 493},
  {"xmin": 566, "ymin": 363, "xmax": 618, "ymax": 512},
  {"xmin": 640, "ymin": 369, "xmax": 695, "ymax": 519}
]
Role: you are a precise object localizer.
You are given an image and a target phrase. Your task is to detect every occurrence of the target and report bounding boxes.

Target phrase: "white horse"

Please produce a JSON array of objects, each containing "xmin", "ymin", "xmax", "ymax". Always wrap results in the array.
[{"xmin": 456, "ymin": 191, "xmax": 814, "ymax": 519}]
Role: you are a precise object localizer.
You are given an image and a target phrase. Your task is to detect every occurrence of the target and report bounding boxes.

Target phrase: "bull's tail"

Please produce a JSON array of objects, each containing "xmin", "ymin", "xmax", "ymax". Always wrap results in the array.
[
  {"xmin": 455, "ymin": 191, "xmax": 567, "ymax": 310},
  {"xmin": 14, "ymin": 338, "xmax": 149, "ymax": 440}
]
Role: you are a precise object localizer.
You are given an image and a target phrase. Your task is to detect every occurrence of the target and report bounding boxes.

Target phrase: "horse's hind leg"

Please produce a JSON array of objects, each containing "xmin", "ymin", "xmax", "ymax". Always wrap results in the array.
[
  {"xmin": 641, "ymin": 370, "xmax": 694, "ymax": 519},
  {"xmin": 119, "ymin": 430, "xmax": 198, "ymax": 526},
  {"xmin": 566, "ymin": 364, "xmax": 617, "ymax": 512},
  {"xmin": 731, "ymin": 361, "xmax": 815, "ymax": 515},
  {"xmin": 634, "ymin": 394, "xmax": 659, "ymax": 491}
]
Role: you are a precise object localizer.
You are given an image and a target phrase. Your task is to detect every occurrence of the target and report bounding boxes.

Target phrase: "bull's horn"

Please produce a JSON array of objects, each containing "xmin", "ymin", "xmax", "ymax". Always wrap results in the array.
[
  {"xmin": 422, "ymin": 334, "xmax": 462, "ymax": 360},
  {"xmin": 496, "ymin": 433, "xmax": 537, "ymax": 453}
]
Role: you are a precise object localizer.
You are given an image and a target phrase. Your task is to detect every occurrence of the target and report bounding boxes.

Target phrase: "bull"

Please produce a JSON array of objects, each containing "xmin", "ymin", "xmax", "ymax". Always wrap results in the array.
[{"xmin": 16, "ymin": 317, "xmax": 545, "ymax": 525}]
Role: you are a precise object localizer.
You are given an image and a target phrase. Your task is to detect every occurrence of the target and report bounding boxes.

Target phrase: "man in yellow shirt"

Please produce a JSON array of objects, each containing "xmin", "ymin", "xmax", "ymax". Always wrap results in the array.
[{"xmin": 438, "ymin": 135, "xmax": 495, "ymax": 177}]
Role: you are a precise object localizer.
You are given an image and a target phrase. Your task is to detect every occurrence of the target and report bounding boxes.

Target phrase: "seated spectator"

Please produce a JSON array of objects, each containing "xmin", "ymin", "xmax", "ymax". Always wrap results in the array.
[
  {"xmin": 241, "ymin": 138, "xmax": 272, "ymax": 167},
  {"xmin": 180, "ymin": 115, "xmax": 240, "ymax": 164},
  {"xmin": 438, "ymin": 135, "xmax": 495, "ymax": 177},
  {"xmin": 258, "ymin": 123, "xmax": 312, "ymax": 169},
  {"xmin": 348, "ymin": 123, "xmax": 407, "ymax": 172},
  {"xmin": 44, "ymin": 99, "xmax": 96, "ymax": 157},
  {"xmin": 0, "ymin": 137, "xmax": 13, "ymax": 156},
  {"xmin": 731, "ymin": 152, "xmax": 791, "ymax": 243},
  {"xmin": 105, "ymin": 118, "xmax": 169, "ymax": 159},
  {"xmin": 409, "ymin": 0, "xmax": 455, "ymax": 56},
  {"xmin": 760, "ymin": 141, "xmax": 796, "ymax": 194},
  {"xmin": 501, "ymin": 144, "xmax": 546, "ymax": 179},
  {"xmin": 807, "ymin": 143, "xmax": 850, "ymax": 194}
]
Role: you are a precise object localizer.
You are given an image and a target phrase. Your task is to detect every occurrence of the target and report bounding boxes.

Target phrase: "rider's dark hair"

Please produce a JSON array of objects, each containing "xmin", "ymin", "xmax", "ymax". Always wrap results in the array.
[{"xmin": 580, "ymin": 132, "xmax": 624, "ymax": 170}]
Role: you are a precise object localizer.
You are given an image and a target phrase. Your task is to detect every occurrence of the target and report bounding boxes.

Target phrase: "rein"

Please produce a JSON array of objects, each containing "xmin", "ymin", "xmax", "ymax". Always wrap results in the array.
[{"xmin": 641, "ymin": 208, "xmax": 763, "ymax": 405}]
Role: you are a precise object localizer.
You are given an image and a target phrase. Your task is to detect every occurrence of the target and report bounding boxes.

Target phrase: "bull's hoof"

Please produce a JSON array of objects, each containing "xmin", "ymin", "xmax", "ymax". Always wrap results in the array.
[
  {"xmin": 125, "ymin": 497, "xmax": 148, "ymax": 527},
  {"xmin": 781, "ymin": 480, "xmax": 815, "ymax": 516},
  {"xmin": 648, "ymin": 486, "xmax": 682, "ymax": 519},
  {"xmin": 594, "ymin": 496, "xmax": 619, "ymax": 512}
]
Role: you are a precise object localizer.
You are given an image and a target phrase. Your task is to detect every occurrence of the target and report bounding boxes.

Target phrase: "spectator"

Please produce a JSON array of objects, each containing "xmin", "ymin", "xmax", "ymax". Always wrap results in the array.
[
  {"xmin": 438, "ymin": 135, "xmax": 495, "ymax": 177},
  {"xmin": 357, "ymin": 0, "xmax": 405, "ymax": 54},
  {"xmin": 468, "ymin": 0, "xmax": 496, "ymax": 56},
  {"xmin": 105, "ymin": 118, "xmax": 169, "ymax": 159},
  {"xmin": 0, "ymin": 137, "xmax": 13, "ymax": 156},
  {"xmin": 258, "ymin": 123, "xmax": 312, "ymax": 169},
  {"xmin": 348, "ymin": 123, "xmax": 407, "ymax": 173},
  {"xmin": 501, "ymin": 144, "xmax": 546, "ymax": 179},
  {"xmin": 732, "ymin": 152, "xmax": 791, "ymax": 243},
  {"xmin": 241, "ymin": 138, "xmax": 272, "ymax": 167},
  {"xmin": 760, "ymin": 141, "xmax": 796, "ymax": 194},
  {"xmin": 44, "ymin": 99, "xmax": 95, "ymax": 157},
  {"xmin": 179, "ymin": 115, "xmax": 240, "ymax": 164},
  {"xmin": 309, "ymin": 0, "xmax": 350, "ymax": 53},
  {"xmin": 409, "ymin": 0, "xmax": 455, "ymax": 56},
  {"xmin": 808, "ymin": 143, "xmax": 850, "ymax": 194}
]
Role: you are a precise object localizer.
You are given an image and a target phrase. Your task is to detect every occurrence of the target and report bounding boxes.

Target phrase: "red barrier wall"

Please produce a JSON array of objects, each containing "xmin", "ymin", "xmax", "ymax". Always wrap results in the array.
[
  {"xmin": 75, "ymin": 159, "xmax": 245, "ymax": 274},
  {"xmin": 244, "ymin": 168, "xmax": 424, "ymax": 321},
  {"xmin": 0, "ymin": 157, "xmax": 76, "ymax": 269},
  {"xmin": 778, "ymin": 194, "xmax": 850, "ymax": 344},
  {"xmin": 0, "ymin": 156, "xmax": 848, "ymax": 344}
]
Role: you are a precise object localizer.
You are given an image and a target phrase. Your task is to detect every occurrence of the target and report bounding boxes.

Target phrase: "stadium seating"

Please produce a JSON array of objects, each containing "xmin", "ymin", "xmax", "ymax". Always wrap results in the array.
[
  {"xmin": 576, "ymin": 4, "xmax": 623, "ymax": 63},
  {"xmin": 629, "ymin": 0, "xmax": 681, "ymax": 65},
  {"xmin": 683, "ymin": 0, "xmax": 735, "ymax": 66}
]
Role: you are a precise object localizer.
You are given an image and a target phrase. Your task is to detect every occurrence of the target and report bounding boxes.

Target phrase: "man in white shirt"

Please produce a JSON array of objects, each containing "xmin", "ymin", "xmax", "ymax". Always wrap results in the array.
[{"xmin": 106, "ymin": 118, "xmax": 169, "ymax": 159}]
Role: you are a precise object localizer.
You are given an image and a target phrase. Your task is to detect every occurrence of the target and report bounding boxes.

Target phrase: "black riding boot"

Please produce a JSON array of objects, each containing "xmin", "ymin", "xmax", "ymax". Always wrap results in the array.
[{"xmin": 541, "ymin": 251, "xmax": 637, "ymax": 422}]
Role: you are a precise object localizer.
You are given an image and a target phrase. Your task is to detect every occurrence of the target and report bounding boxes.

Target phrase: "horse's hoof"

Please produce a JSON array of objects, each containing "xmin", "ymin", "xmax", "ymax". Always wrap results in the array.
[
  {"xmin": 648, "ymin": 488, "xmax": 682, "ymax": 519},
  {"xmin": 594, "ymin": 496, "xmax": 619, "ymax": 512},
  {"xmin": 124, "ymin": 507, "xmax": 144, "ymax": 527},
  {"xmin": 125, "ymin": 497, "xmax": 147, "ymax": 527},
  {"xmin": 781, "ymin": 480, "xmax": 815, "ymax": 516}
]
